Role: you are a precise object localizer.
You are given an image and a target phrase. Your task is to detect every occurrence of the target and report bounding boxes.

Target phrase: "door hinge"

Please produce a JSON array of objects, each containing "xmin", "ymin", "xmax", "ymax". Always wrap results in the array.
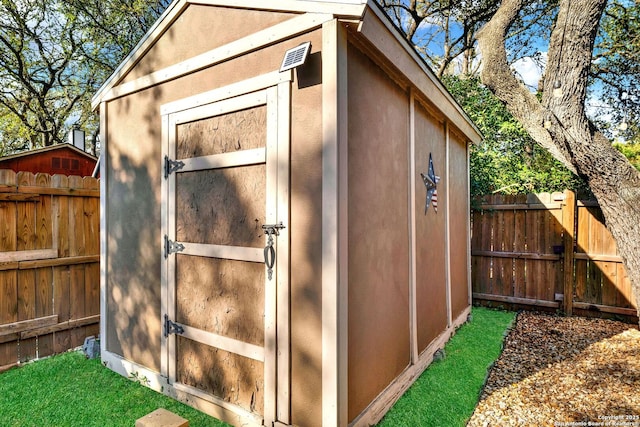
[
  {"xmin": 164, "ymin": 155, "xmax": 185, "ymax": 178},
  {"xmin": 164, "ymin": 235, "xmax": 185, "ymax": 258},
  {"xmin": 163, "ymin": 314, "xmax": 184, "ymax": 337}
]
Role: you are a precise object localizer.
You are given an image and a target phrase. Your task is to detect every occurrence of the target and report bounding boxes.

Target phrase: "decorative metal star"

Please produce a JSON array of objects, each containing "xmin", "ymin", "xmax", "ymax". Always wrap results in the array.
[{"xmin": 420, "ymin": 153, "xmax": 440, "ymax": 214}]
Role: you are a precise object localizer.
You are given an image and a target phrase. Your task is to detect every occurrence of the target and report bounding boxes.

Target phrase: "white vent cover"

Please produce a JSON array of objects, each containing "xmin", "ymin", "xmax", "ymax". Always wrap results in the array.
[{"xmin": 279, "ymin": 42, "xmax": 312, "ymax": 72}]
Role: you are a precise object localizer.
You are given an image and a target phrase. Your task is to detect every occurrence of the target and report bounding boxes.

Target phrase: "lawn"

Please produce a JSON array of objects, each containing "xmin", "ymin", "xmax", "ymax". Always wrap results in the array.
[
  {"xmin": 0, "ymin": 351, "xmax": 227, "ymax": 427},
  {"xmin": 377, "ymin": 307, "xmax": 516, "ymax": 426},
  {"xmin": 0, "ymin": 307, "xmax": 514, "ymax": 427}
]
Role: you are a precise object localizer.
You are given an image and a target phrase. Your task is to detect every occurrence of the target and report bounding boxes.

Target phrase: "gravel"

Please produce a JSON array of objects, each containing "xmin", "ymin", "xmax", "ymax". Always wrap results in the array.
[{"xmin": 468, "ymin": 311, "xmax": 640, "ymax": 427}]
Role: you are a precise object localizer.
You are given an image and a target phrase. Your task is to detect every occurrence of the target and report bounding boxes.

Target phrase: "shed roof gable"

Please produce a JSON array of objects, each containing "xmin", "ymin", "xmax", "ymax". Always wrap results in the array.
[{"xmin": 91, "ymin": 0, "xmax": 368, "ymax": 108}]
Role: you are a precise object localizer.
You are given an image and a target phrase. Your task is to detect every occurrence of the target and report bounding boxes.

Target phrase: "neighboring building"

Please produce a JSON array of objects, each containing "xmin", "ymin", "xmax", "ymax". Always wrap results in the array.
[
  {"xmin": 92, "ymin": 1, "xmax": 482, "ymax": 426},
  {"xmin": 0, "ymin": 144, "xmax": 98, "ymax": 177}
]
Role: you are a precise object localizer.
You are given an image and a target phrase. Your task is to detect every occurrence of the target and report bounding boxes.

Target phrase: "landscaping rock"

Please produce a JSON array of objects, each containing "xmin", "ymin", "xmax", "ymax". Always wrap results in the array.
[{"xmin": 468, "ymin": 312, "xmax": 640, "ymax": 426}]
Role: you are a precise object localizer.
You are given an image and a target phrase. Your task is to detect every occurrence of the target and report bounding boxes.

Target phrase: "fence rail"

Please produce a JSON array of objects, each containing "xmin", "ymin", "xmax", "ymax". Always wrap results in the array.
[
  {"xmin": 472, "ymin": 191, "xmax": 637, "ymax": 321},
  {"xmin": 0, "ymin": 169, "xmax": 100, "ymax": 372}
]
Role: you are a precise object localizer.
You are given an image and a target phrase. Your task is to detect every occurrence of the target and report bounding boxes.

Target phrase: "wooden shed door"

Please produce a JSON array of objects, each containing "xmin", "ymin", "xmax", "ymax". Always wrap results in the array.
[{"xmin": 161, "ymin": 84, "xmax": 290, "ymax": 426}]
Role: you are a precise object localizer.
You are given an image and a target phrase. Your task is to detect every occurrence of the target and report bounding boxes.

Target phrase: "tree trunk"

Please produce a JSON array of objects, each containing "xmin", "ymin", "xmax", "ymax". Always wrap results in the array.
[{"xmin": 477, "ymin": 0, "xmax": 640, "ymax": 321}]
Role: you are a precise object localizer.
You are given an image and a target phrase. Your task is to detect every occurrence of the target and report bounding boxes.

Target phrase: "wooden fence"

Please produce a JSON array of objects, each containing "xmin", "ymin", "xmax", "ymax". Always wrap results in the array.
[
  {"xmin": 472, "ymin": 190, "xmax": 637, "ymax": 321},
  {"xmin": 0, "ymin": 169, "xmax": 100, "ymax": 372}
]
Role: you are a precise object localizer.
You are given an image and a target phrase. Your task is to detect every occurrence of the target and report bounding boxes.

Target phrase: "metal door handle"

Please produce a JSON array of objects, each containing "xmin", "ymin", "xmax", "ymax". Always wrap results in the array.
[{"xmin": 262, "ymin": 222, "xmax": 285, "ymax": 280}]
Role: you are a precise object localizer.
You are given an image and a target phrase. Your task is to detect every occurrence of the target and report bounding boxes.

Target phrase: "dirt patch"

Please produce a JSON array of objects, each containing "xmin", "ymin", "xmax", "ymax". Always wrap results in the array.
[{"xmin": 468, "ymin": 311, "xmax": 640, "ymax": 426}]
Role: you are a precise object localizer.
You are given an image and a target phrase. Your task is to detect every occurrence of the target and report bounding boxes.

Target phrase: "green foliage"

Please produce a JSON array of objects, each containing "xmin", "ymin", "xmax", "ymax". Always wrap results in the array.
[
  {"xmin": 377, "ymin": 307, "xmax": 515, "ymax": 427},
  {"xmin": 591, "ymin": 0, "xmax": 640, "ymax": 143},
  {"xmin": 0, "ymin": 351, "xmax": 228, "ymax": 427},
  {"xmin": 614, "ymin": 142, "xmax": 640, "ymax": 171},
  {"xmin": 0, "ymin": 107, "xmax": 31, "ymax": 156},
  {"xmin": 0, "ymin": 0, "xmax": 169, "ymax": 155},
  {"xmin": 442, "ymin": 75, "xmax": 588, "ymax": 196}
]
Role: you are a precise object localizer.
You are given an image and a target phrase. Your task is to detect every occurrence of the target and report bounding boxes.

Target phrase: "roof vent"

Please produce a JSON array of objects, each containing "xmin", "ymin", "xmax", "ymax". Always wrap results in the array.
[{"xmin": 280, "ymin": 42, "xmax": 311, "ymax": 72}]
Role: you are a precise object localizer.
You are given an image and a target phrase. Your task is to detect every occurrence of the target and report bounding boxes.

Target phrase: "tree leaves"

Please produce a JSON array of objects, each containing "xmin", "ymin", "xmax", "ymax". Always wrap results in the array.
[
  {"xmin": 0, "ymin": 0, "xmax": 169, "ymax": 154},
  {"xmin": 443, "ymin": 75, "xmax": 588, "ymax": 196}
]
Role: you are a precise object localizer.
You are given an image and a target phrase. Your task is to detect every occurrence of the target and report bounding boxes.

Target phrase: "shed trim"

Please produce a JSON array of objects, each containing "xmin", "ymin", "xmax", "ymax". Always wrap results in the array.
[
  {"xmin": 321, "ymin": 18, "xmax": 349, "ymax": 427},
  {"xmin": 190, "ymin": 0, "xmax": 367, "ymax": 15},
  {"xmin": 92, "ymin": 12, "xmax": 331, "ymax": 109},
  {"xmin": 179, "ymin": 324, "xmax": 265, "ymax": 361},
  {"xmin": 99, "ymin": 101, "xmax": 108, "ymax": 360},
  {"xmin": 408, "ymin": 90, "xmax": 419, "ymax": 364},
  {"xmin": 172, "ymin": 382, "xmax": 264, "ymax": 426},
  {"xmin": 161, "ymin": 70, "xmax": 292, "ymax": 115},
  {"xmin": 445, "ymin": 121, "xmax": 452, "ymax": 327},
  {"xmin": 275, "ymin": 79, "xmax": 292, "ymax": 424},
  {"xmin": 177, "ymin": 243, "xmax": 264, "ymax": 263},
  {"xmin": 177, "ymin": 148, "xmax": 266, "ymax": 172}
]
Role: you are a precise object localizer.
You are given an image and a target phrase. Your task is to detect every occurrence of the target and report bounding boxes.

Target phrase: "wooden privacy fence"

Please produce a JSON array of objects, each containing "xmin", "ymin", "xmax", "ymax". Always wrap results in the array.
[
  {"xmin": 472, "ymin": 190, "xmax": 637, "ymax": 321},
  {"xmin": 0, "ymin": 169, "xmax": 100, "ymax": 372}
]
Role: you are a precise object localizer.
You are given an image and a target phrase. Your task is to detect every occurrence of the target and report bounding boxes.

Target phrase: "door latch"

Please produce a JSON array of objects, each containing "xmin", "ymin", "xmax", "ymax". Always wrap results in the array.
[
  {"xmin": 164, "ymin": 314, "xmax": 184, "ymax": 337},
  {"xmin": 262, "ymin": 222, "xmax": 285, "ymax": 280}
]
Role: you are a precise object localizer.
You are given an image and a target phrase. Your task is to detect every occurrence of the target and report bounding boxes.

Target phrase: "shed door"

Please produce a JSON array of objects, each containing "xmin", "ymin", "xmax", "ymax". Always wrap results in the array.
[{"xmin": 161, "ymin": 85, "xmax": 290, "ymax": 426}]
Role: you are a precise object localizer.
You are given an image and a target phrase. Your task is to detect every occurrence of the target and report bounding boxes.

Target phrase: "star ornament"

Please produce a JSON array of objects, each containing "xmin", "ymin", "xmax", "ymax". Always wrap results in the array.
[{"xmin": 420, "ymin": 153, "xmax": 440, "ymax": 214}]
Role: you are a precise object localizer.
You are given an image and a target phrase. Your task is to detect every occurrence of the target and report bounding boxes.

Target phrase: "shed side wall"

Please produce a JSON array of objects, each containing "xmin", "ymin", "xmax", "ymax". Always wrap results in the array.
[
  {"xmin": 346, "ymin": 43, "xmax": 410, "ymax": 422},
  {"xmin": 414, "ymin": 102, "xmax": 448, "ymax": 353}
]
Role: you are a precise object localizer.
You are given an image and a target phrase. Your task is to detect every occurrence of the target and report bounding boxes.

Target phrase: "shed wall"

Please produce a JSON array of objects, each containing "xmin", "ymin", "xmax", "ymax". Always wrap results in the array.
[
  {"xmin": 346, "ymin": 43, "xmax": 411, "ymax": 422},
  {"xmin": 413, "ymin": 102, "xmax": 448, "ymax": 353},
  {"xmin": 103, "ymin": 6, "xmax": 324, "ymax": 424},
  {"xmin": 448, "ymin": 130, "xmax": 470, "ymax": 318}
]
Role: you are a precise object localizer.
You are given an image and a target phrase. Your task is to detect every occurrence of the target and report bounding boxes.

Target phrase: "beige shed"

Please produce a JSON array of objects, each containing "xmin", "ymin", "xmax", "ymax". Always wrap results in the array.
[{"xmin": 92, "ymin": 0, "xmax": 482, "ymax": 426}]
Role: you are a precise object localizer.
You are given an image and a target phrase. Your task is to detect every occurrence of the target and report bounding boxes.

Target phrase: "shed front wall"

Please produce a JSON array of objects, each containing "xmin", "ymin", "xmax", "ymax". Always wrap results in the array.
[{"xmin": 103, "ymin": 5, "xmax": 325, "ymax": 425}]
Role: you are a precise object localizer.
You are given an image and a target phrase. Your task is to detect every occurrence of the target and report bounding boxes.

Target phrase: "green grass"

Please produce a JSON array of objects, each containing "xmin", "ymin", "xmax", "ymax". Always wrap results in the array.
[
  {"xmin": 0, "ymin": 351, "xmax": 228, "ymax": 427},
  {"xmin": 0, "ymin": 307, "xmax": 513, "ymax": 427},
  {"xmin": 377, "ymin": 307, "xmax": 516, "ymax": 427}
]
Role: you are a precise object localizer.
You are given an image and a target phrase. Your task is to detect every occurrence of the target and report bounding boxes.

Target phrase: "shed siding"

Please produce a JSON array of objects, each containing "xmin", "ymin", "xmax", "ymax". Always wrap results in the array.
[
  {"xmin": 121, "ymin": 5, "xmax": 296, "ymax": 84},
  {"xmin": 106, "ymin": 91, "xmax": 163, "ymax": 371},
  {"xmin": 347, "ymin": 44, "xmax": 410, "ymax": 421},
  {"xmin": 414, "ymin": 102, "xmax": 448, "ymax": 353},
  {"xmin": 448, "ymin": 130, "xmax": 470, "ymax": 318}
]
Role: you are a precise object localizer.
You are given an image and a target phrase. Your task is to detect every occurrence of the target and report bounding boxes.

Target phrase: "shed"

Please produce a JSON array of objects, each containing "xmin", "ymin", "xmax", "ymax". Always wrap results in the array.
[
  {"xmin": 0, "ymin": 144, "xmax": 98, "ymax": 177},
  {"xmin": 92, "ymin": 1, "xmax": 482, "ymax": 426}
]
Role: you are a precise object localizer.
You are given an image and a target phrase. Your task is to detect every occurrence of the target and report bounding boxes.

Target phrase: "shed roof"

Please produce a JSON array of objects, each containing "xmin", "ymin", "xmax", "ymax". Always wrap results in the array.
[{"xmin": 92, "ymin": 0, "xmax": 481, "ymax": 142}]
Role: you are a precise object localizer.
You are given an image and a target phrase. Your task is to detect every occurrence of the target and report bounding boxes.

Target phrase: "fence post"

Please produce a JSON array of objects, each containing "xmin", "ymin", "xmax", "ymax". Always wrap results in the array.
[{"xmin": 562, "ymin": 189, "xmax": 576, "ymax": 316}]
